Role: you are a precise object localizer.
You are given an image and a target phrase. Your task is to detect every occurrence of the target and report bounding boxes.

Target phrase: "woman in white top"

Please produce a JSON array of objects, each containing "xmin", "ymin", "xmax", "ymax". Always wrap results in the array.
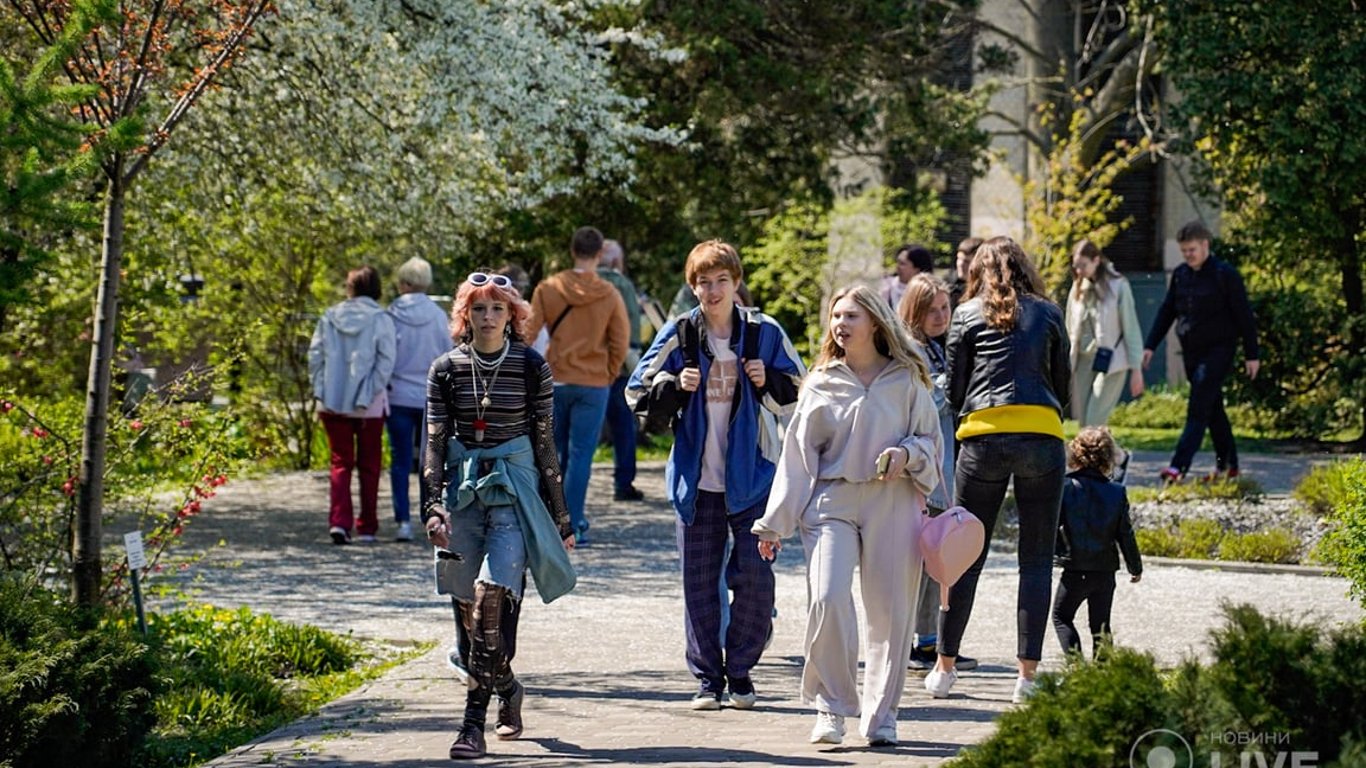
[
  {"xmin": 752, "ymin": 284, "xmax": 941, "ymax": 748},
  {"xmin": 1066, "ymin": 240, "xmax": 1145, "ymax": 426}
]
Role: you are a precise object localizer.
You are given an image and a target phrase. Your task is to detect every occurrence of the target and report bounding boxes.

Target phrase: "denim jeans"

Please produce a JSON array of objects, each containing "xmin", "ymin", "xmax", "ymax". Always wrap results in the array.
[
  {"xmin": 438, "ymin": 499, "xmax": 527, "ymax": 602},
  {"xmin": 604, "ymin": 374, "xmax": 638, "ymax": 492},
  {"xmin": 1171, "ymin": 343, "xmax": 1238, "ymax": 474},
  {"xmin": 552, "ymin": 384, "xmax": 611, "ymax": 533},
  {"xmin": 385, "ymin": 405, "xmax": 424, "ymax": 523},
  {"xmin": 939, "ymin": 433, "xmax": 1065, "ymax": 662}
]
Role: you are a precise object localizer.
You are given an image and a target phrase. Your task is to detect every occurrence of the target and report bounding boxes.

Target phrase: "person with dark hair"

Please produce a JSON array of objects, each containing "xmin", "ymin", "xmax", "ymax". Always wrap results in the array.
[
  {"xmin": 1066, "ymin": 239, "xmax": 1145, "ymax": 427},
  {"xmin": 1142, "ymin": 221, "xmax": 1260, "ymax": 484},
  {"xmin": 880, "ymin": 244, "xmax": 934, "ymax": 310},
  {"xmin": 932, "ymin": 236, "xmax": 1070, "ymax": 705},
  {"xmin": 524, "ymin": 226, "xmax": 630, "ymax": 544},
  {"xmin": 752, "ymin": 284, "xmax": 940, "ymax": 747},
  {"xmin": 309, "ymin": 265, "xmax": 396, "ymax": 544},
  {"xmin": 950, "ymin": 237, "xmax": 983, "ymax": 309},
  {"xmin": 629, "ymin": 239, "xmax": 806, "ymax": 713},
  {"xmin": 1052, "ymin": 426, "xmax": 1142, "ymax": 659},
  {"xmin": 422, "ymin": 270, "xmax": 576, "ymax": 760},
  {"xmin": 597, "ymin": 239, "xmax": 646, "ymax": 501}
]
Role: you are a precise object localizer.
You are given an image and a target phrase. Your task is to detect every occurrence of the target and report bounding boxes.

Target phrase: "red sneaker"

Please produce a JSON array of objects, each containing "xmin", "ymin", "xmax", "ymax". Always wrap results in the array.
[{"xmin": 1159, "ymin": 467, "xmax": 1184, "ymax": 485}]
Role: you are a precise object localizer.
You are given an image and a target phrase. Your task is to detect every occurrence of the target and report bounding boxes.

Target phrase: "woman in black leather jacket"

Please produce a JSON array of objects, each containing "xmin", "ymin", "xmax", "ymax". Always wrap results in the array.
[{"xmin": 924, "ymin": 236, "xmax": 1070, "ymax": 705}]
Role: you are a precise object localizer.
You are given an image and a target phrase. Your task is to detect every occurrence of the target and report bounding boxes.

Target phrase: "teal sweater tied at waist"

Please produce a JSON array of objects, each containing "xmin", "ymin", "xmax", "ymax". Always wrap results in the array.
[{"xmin": 444, "ymin": 435, "xmax": 576, "ymax": 603}]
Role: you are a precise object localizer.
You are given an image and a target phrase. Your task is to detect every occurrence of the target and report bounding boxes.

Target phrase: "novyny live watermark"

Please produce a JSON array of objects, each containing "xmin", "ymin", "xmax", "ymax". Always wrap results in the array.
[{"xmin": 1131, "ymin": 728, "xmax": 1321, "ymax": 768}]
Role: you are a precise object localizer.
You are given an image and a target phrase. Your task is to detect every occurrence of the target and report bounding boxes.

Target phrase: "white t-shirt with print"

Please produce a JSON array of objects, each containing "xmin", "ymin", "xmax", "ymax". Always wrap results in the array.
[{"xmin": 698, "ymin": 333, "xmax": 737, "ymax": 493}]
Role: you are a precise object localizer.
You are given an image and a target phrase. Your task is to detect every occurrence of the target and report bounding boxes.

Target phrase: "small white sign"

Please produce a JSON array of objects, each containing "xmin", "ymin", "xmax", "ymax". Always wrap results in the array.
[{"xmin": 124, "ymin": 531, "xmax": 147, "ymax": 570}]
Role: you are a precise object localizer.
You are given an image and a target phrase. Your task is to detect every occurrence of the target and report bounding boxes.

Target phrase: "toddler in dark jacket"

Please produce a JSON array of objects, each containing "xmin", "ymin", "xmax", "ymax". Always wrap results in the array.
[{"xmin": 1052, "ymin": 426, "xmax": 1143, "ymax": 658}]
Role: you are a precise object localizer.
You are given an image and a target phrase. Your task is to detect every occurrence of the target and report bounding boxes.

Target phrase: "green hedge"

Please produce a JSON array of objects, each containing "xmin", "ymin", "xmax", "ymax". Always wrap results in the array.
[
  {"xmin": 1311, "ymin": 458, "xmax": 1366, "ymax": 605},
  {"xmin": 950, "ymin": 605, "xmax": 1366, "ymax": 767},
  {"xmin": 0, "ymin": 579, "xmax": 161, "ymax": 768}
]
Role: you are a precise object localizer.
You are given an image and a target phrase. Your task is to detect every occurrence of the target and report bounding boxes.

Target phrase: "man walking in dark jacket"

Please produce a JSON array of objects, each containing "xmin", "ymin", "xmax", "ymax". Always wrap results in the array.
[{"xmin": 1141, "ymin": 221, "xmax": 1260, "ymax": 483}]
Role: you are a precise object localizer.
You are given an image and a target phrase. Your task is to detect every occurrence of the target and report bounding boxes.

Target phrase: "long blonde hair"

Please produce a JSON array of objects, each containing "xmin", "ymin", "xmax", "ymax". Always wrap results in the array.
[
  {"xmin": 815, "ymin": 284, "xmax": 931, "ymax": 387},
  {"xmin": 976, "ymin": 237, "xmax": 1049, "ymax": 331},
  {"xmin": 898, "ymin": 273, "xmax": 951, "ymax": 343}
]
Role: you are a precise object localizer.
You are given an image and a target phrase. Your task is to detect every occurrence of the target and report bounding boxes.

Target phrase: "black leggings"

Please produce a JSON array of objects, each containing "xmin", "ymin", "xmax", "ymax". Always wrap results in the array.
[
  {"xmin": 938, "ymin": 433, "xmax": 1065, "ymax": 662},
  {"xmin": 1051, "ymin": 569, "xmax": 1116, "ymax": 658}
]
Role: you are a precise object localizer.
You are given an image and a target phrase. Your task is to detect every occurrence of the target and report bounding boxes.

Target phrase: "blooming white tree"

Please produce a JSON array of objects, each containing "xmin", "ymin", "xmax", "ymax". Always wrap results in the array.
[{"xmin": 155, "ymin": 0, "xmax": 683, "ymax": 248}]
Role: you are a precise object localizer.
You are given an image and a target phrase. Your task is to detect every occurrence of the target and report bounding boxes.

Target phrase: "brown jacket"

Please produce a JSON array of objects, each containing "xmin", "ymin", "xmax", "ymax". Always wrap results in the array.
[{"xmin": 526, "ymin": 269, "xmax": 629, "ymax": 388}]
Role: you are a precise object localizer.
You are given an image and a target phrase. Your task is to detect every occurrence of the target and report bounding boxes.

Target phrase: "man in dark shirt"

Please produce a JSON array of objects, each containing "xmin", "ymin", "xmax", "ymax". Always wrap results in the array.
[{"xmin": 1142, "ymin": 221, "xmax": 1260, "ymax": 483}]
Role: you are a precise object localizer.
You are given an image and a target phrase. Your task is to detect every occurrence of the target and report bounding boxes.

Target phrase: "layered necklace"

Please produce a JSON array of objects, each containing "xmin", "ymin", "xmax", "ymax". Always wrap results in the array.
[{"xmin": 469, "ymin": 339, "xmax": 510, "ymax": 442}]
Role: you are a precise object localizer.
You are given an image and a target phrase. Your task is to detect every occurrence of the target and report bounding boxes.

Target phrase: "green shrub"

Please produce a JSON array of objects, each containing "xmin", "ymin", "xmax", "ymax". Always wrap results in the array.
[
  {"xmin": 1176, "ymin": 518, "xmax": 1227, "ymax": 559},
  {"xmin": 1295, "ymin": 458, "xmax": 1365, "ymax": 517},
  {"xmin": 1218, "ymin": 529, "xmax": 1301, "ymax": 565},
  {"xmin": 0, "ymin": 579, "xmax": 161, "ymax": 768},
  {"xmin": 949, "ymin": 605, "xmax": 1366, "ymax": 767},
  {"xmin": 136, "ymin": 604, "xmax": 367, "ymax": 768},
  {"xmin": 1109, "ymin": 385, "xmax": 1192, "ymax": 429},
  {"xmin": 1129, "ymin": 476, "xmax": 1264, "ymax": 504},
  {"xmin": 1314, "ymin": 459, "xmax": 1366, "ymax": 606},
  {"xmin": 1135, "ymin": 526, "xmax": 1182, "ymax": 558}
]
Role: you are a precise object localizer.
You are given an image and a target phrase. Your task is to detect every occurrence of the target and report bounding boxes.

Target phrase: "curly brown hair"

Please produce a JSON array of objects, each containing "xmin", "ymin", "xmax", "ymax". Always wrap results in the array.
[{"xmin": 1068, "ymin": 426, "xmax": 1117, "ymax": 475}]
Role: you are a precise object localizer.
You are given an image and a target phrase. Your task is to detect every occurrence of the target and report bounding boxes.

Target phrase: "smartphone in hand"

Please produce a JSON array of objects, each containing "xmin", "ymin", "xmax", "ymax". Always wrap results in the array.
[{"xmin": 875, "ymin": 451, "xmax": 891, "ymax": 479}]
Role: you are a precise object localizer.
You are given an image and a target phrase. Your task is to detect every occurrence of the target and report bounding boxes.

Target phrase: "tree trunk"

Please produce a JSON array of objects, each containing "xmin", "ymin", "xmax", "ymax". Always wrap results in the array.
[{"xmin": 72, "ymin": 165, "xmax": 125, "ymax": 606}]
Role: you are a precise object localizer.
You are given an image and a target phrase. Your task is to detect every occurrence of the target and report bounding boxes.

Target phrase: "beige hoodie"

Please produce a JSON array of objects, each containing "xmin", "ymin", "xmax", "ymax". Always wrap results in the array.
[
  {"xmin": 525, "ymin": 268, "xmax": 629, "ymax": 388},
  {"xmin": 752, "ymin": 360, "xmax": 943, "ymax": 540}
]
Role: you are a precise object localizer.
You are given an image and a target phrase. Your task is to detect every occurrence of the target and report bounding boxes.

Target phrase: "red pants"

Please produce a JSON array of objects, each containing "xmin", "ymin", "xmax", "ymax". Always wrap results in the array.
[{"xmin": 320, "ymin": 412, "xmax": 384, "ymax": 536}]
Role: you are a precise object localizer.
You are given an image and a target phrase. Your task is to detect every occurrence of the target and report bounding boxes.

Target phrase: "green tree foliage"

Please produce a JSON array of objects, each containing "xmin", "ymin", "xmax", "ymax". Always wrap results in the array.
[
  {"xmin": 474, "ymin": 0, "xmax": 990, "ymax": 299},
  {"xmin": 746, "ymin": 186, "xmax": 946, "ymax": 355},
  {"xmin": 1151, "ymin": 0, "xmax": 1366, "ymax": 439},
  {"xmin": 1021, "ymin": 96, "xmax": 1149, "ymax": 296},
  {"xmin": 0, "ymin": 6, "xmax": 103, "ymax": 331}
]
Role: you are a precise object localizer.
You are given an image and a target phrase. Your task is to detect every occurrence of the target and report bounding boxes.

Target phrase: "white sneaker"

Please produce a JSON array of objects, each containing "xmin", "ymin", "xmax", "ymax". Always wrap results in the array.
[
  {"xmin": 1012, "ymin": 676, "xmax": 1036, "ymax": 704},
  {"xmin": 869, "ymin": 723, "xmax": 898, "ymax": 747},
  {"xmin": 924, "ymin": 668, "xmax": 958, "ymax": 698},
  {"xmin": 395, "ymin": 521, "xmax": 414, "ymax": 542},
  {"xmin": 809, "ymin": 711, "xmax": 845, "ymax": 744},
  {"xmin": 356, "ymin": 534, "xmax": 378, "ymax": 543}
]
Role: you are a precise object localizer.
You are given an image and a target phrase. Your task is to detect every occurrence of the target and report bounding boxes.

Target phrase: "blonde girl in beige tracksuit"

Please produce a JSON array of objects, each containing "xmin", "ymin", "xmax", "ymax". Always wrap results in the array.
[{"xmin": 753, "ymin": 284, "xmax": 942, "ymax": 748}]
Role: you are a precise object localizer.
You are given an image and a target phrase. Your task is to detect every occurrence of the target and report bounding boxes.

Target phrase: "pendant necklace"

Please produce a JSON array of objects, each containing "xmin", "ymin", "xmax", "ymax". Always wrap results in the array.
[{"xmin": 470, "ymin": 340, "xmax": 510, "ymax": 442}]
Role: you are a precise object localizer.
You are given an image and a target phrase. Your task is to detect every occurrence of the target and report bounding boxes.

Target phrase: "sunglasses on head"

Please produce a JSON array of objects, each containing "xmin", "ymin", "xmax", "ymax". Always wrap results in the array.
[{"xmin": 467, "ymin": 272, "xmax": 513, "ymax": 289}]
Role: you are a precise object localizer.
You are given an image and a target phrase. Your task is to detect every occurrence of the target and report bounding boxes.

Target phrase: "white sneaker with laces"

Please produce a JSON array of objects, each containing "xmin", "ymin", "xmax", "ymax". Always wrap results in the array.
[
  {"xmin": 395, "ymin": 521, "xmax": 414, "ymax": 541},
  {"xmin": 924, "ymin": 668, "xmax": 958, "ymax": 698},
  {"xmin": 809, "ymin": 711, "xmax": 845, "ymax": 744},
  {"xmin": 869, "ymin": 723, "xmax": 898, "ymax": 746},
  {"xmin": 1012, "ymin": 676, "xmax": 1036, "ymax": 704}
]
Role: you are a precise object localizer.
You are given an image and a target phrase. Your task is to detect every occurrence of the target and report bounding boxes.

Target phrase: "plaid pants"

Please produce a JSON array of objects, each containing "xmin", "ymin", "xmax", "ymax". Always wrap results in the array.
[{"xmin": 678, "ymin": 491, "xmax": 775, "ymax": 692}]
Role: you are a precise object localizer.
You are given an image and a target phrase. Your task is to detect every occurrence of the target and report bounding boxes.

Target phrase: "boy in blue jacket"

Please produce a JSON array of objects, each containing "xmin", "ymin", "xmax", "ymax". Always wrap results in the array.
[
  {"xmin": 1052, "ymin": 426, "xmax": 1144, "ymax": 659},
  {"xmin": 628, "ymin": 240, "xmax": 805, "ymax": 710}
]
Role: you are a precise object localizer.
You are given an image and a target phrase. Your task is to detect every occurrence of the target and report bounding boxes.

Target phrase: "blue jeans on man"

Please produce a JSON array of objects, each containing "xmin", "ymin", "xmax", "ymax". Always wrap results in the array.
[{"xmin": 552, "ymin": 384, "xmax": 611, "ymax": 539}]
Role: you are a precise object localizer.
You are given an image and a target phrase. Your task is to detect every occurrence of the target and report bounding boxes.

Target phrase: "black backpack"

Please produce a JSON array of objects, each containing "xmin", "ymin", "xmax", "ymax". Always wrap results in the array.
[{"xmin": 635, "ymin": 311, "xmax": 761, "ymax": 434}]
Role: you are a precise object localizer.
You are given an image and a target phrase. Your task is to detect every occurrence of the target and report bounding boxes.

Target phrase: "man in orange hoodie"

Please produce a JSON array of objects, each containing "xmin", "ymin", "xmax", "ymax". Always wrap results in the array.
[{"xmin": 525, "ymin": 226, "xmax": 630, "ymax": 545}]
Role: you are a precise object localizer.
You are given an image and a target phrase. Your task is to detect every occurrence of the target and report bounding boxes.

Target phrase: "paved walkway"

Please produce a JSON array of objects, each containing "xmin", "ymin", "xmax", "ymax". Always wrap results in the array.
[{"xmin": 163, "ymin": 457, "xmax": 1361, "ymax": 768}]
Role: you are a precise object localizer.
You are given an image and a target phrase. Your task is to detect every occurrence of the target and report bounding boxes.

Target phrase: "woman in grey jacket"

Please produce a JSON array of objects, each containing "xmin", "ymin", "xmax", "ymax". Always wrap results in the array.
[
  {"xmin": 1066, "ymin": 240, "xmax": 1145, "ymax": 426},
  {"xmin": 308, "ymin": 265, "xmax": 396, "ymax": 545},
  {"xmin": 386, "ymin": 258, "xmax": 453, "ymax": 541}
]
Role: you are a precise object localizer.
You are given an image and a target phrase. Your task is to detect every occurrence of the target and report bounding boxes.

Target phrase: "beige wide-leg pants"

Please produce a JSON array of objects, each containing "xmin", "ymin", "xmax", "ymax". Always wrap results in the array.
[{"xmin": 799, "ymin": 477, "xmax": 922, "ymax": 739}]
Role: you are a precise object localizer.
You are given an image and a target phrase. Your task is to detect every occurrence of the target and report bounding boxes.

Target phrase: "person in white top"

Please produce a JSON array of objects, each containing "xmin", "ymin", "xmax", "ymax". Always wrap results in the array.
[
  {"xmin": 752, "ymin": 284, "xmax": 942, "ymax": 748},
  {"xmin": 1066, "ymin": 240, "xmax": 1145, "ymax": 426}
]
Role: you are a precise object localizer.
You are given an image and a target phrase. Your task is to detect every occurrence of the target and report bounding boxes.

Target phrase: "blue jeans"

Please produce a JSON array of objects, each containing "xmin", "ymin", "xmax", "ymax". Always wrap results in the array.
[
  {"xmin": 940, "ymin": 433, "xmax": 1066, "ymax": 662},
  {"xmin": 437, "ymin": 499, "xmax": 527, "ymax": 602},
  {"xmin": 385, "ymin": 405, "xmax": 424, "ymax": 523},
  {"xmin": 605, "ymin": 374, "xmax": 638, "ymax": 492},
  {"xmin": 552, "ymin": 384, "xmax": 610, "ymax": 533}
]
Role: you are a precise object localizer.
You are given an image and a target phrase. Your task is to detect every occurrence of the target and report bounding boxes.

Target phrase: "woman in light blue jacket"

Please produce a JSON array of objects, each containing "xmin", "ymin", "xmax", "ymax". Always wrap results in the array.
[
  {"xmin": 386, "ymin": 258, "xmax": 453, "ymax": 542},
  {"xmin": 308, "ymin": 265, "xmax": 396, "ymax": 545}
]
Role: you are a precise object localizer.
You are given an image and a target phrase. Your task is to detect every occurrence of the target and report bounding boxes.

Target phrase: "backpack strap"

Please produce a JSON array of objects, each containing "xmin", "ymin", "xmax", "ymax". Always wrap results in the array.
[{"xmin": 523, "ymin": 345, "xmax": 543, "ymax": 420}]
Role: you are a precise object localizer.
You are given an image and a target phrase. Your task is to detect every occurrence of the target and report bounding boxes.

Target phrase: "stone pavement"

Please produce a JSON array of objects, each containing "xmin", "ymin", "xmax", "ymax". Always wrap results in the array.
[{"xmin": 165, "ymin": 457, "xmax": 1361, "ymax": 768}]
